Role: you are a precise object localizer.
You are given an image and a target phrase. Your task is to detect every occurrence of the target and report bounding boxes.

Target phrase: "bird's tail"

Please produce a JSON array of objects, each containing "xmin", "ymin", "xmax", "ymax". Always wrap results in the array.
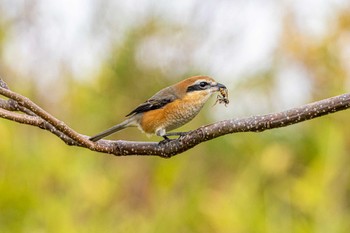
[{"xmin": 89, "ymin": 118, "xmax": 135, "ymax": 142}]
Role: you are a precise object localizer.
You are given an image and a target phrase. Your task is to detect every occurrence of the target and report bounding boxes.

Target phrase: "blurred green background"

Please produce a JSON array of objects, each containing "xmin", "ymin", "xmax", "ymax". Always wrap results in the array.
[{"xmin": 1, "ymin": 1, "xmax": 350, "ymax": 232}]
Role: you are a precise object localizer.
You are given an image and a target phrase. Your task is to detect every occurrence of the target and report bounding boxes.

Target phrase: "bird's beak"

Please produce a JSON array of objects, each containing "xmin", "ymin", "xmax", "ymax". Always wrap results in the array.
[{"xmin": 211, "ymin": 82, "xmax": 227, "ymax": 91}]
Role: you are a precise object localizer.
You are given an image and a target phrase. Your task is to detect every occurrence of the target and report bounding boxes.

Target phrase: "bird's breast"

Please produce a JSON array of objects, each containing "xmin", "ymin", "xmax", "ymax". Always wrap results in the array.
[
  {"xmin": 163, "ymin": 99, "xmax": 204, "ymax": 130},
  {"xmin": 140, "ymin": 91, "xmax": 212, "ymax": 134}
]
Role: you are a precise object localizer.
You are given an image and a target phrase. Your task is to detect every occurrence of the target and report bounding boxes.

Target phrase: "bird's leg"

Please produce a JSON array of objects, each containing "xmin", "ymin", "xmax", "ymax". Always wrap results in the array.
[
  {"xmin": 158, "ymin": 136, "xmax": 172, "ymax": 145},
  {"xmin": 157, "ymin": 129, "xmax": 173, "ymax": 145},
  {"xmin": 157, "ymin": 130, "xmax": 188, "ymax": 145}
]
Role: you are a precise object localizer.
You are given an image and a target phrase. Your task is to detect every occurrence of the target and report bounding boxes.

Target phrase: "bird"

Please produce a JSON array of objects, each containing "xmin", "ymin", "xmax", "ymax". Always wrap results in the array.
[{"xmin": 89, "ymin": 75, "xmax": 227, "ymax": 142}]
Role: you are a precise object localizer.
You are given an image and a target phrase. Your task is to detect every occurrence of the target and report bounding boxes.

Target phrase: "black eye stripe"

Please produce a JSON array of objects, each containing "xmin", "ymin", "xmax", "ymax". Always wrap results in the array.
[{"xmin": 186, "ymin": 81, "xmax": 211, "ymax": 92}]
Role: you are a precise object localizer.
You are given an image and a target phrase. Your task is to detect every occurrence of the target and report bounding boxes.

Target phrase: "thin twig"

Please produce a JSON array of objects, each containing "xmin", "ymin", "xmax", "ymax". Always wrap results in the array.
[{"xmin": 0, "ymin": 108, "xmax": 43, "ymax": 126}]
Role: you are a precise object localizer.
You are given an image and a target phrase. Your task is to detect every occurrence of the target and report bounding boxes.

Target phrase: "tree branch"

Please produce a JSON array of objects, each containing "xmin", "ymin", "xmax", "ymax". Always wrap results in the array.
[{"xmin": 0, "ymin": 78, "xmax": 349, "ymax": 158}]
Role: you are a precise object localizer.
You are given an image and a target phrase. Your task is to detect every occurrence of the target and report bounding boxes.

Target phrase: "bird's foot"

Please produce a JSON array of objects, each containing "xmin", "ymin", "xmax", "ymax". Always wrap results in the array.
[
  {"xmin": 177, "ymin": 132, "xmax": 188, "ymax": 138},
  {"xmin": 158, "ymin": 136, "xmax": 173, "ymax": 145},
  {"xmin": 158, "ymin": 132, "xmax": 188, "ymax": 145}
]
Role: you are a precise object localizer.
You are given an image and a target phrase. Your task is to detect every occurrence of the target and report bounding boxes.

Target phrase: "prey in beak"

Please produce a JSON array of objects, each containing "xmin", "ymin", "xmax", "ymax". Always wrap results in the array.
[{"xmin": 212, "ymin": 83, "xmax": 229, "ymax": 107}]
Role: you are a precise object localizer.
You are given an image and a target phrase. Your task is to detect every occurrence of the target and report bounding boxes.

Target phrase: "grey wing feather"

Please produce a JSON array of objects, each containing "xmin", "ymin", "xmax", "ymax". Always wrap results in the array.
[{"xmin": 125, "ymin": 86, "xmax": 179, "ymax": 117}]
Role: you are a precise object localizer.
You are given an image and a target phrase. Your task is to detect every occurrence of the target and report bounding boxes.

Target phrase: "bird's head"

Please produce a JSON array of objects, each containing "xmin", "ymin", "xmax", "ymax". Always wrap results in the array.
[
  {"xmin": 174, "ymin": 75, "xmax": 227, "ymax": 101},
  {"xmin": 185, "ymin": 75, "xmax": 226, "ymax": 93}
]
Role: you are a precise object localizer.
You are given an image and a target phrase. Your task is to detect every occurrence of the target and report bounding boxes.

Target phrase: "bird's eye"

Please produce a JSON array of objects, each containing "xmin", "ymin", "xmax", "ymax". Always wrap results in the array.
[{"xmin": 199, "ymin": 81, "xmax": 208, "ymax": 88}]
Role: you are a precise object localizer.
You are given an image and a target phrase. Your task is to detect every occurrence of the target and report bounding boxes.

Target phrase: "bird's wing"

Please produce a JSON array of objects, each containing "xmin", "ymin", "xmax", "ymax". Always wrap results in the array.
[{"xmin": 125, "ymin": 86, "xmax": 179, "ymax": 117}]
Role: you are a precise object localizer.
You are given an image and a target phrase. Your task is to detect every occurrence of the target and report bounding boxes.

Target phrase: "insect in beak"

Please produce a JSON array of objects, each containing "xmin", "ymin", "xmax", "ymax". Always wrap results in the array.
[{"xmin": 213, "ymin": 86, "xmax": 229, "ymax": 107}]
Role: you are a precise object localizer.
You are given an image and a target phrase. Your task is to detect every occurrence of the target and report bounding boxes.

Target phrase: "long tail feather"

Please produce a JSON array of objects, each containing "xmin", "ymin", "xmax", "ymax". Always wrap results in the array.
[{"xmin": 89, "ymin": 118, "xmax": 134, "ymax": 142}]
